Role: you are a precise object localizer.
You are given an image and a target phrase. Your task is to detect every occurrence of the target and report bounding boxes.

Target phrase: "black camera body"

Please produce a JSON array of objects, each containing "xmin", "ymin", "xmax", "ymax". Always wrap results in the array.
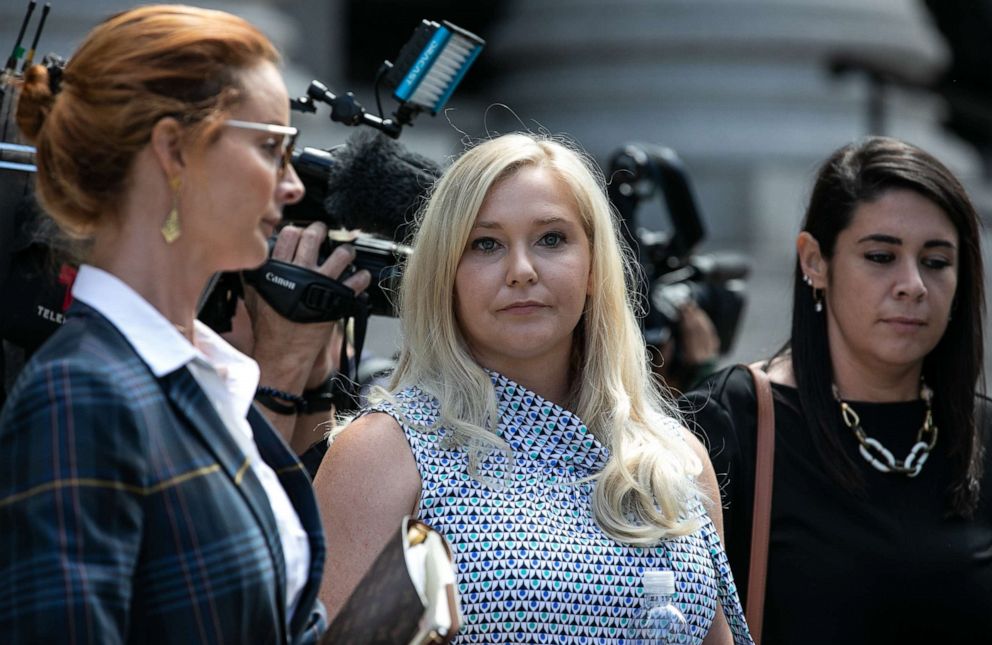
[
  {"xmin": 240, "ymin": 233, "xmax": 409, "ymax": 321},
  {"xmin": 643, "ymin": 253, "xmax": 749, "ymax": 351},
  {"xmin": 321, "ymin": 234, "xmax": 410, "ymax": 318},
  {"xmin": 607, "ymin": 143, "xmax": 749, "ymax": 356},
  {"xmin": 271, "ymin": 136, "xmax": 434, "ymax": 318}
]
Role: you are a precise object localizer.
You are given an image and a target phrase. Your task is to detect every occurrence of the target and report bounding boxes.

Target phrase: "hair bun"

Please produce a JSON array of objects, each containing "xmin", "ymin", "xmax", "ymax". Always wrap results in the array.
[{"xmin": 15, "ymin": 63, "xmax": 56, "ymax": 143}]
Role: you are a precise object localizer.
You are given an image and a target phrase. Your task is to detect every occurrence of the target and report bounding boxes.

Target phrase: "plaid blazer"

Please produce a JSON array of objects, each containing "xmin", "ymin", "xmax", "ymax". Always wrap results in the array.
[{"xmin": 0, "ymin": 301, "xmax": 327, "ymax": 644}]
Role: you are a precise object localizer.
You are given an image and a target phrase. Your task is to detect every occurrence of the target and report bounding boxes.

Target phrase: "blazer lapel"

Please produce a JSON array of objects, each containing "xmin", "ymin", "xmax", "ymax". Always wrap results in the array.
[
  {"xmin": 248, "ymin": 406, "xmax": 327, "ymax": 638},
  {"xmin": 67, "ymin": 301, "xmax": 296, "ymax": 640},
  {"xmin": 159, "ymin": 366, "xmax": 289, "ymax": 635}
]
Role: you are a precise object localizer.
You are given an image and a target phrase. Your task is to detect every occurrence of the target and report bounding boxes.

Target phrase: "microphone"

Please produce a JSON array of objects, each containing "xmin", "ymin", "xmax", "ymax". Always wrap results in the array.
[
  {"xmin": 240, "ymin": 129, "xmax": 442, "ymax": 321},
  {"xmin": 285, "ymin": 128, "xmax": 441, "ymax": 244}
]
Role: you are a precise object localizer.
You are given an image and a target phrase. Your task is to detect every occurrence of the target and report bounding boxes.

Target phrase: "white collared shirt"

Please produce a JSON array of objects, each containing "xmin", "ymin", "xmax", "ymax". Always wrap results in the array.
[{"xmin": 72, "ymin": 264, "xmax": 311, "ymax": 623}]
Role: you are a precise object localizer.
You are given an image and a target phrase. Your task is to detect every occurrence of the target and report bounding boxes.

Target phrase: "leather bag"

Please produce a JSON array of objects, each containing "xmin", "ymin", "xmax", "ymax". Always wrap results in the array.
[{"xmin": 744, "ymin": 364, "xmax": 775, "ymax": 645}]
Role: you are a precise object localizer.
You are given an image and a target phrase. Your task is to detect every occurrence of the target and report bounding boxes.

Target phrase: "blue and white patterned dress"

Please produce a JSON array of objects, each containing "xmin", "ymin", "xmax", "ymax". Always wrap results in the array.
[{"xmin": 366, "ymin": 372, "xmax": 752, "ymax": 644}]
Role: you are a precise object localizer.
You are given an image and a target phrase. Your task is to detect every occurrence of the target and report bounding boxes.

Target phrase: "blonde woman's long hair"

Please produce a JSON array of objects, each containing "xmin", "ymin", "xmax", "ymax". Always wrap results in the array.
[{"xmin": 376, "ymin": 133, "xmax": 702, "ymax": 544}]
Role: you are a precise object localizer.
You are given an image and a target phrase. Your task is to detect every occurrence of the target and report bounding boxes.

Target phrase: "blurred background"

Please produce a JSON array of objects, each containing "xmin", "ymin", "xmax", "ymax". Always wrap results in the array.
[{"xmin": 2, "ymin": 0, "xmax": 990, "ymax": 391}]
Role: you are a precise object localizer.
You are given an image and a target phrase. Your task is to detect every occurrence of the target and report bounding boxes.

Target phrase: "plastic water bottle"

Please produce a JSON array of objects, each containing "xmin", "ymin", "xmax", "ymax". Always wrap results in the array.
[{"xmin": 626, "ymin": 569, "xmax": 687, "ymax": 644}]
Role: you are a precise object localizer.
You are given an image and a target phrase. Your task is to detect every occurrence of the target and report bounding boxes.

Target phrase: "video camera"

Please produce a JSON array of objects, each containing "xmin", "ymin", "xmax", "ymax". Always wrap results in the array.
[
  {"xmin": 235, "ymin": 129, "xmax": 434, "ymax": 322},
  {"xmin": 607, "ymin": 143, "xmax": 749, "ymax": 361},
  {"xmin": 201, "ymin": 19, "xmax": 485, "ymax": 332},
  {"xmin": 197, "ymin": 20, "xmax": 483, "ymax": 422}
]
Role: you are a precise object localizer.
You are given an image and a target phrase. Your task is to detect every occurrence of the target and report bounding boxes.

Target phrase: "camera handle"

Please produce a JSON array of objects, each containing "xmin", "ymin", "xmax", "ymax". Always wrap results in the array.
[
  {"xmin": 243, "ymin": 259, "xmax": 367, "ymax": 323},
  {"xmin": 242, "ymin": 258, "xmax": 371, "ymax": 412}
]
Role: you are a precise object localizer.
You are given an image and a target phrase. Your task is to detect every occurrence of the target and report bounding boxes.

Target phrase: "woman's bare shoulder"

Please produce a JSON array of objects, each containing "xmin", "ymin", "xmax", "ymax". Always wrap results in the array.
[{"xmin": 313, "ymin": 411, "xmax": 421, "ymax": 502}]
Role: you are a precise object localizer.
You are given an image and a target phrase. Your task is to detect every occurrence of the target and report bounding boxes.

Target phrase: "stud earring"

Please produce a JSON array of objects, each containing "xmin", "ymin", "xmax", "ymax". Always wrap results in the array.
[{"xmin": 161, "ymin": 176, "xmax": 182, "ymax": 244}]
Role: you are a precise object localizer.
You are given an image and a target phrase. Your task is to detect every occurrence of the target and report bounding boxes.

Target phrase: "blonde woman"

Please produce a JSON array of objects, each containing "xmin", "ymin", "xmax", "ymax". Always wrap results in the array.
[{"xmin": 313, "ymin": 133, "xmax": 752, "ymax": 643}]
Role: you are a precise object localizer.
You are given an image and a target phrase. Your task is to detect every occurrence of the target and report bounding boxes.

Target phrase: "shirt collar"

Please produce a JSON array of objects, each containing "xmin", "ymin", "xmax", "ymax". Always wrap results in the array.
[
  {"xmin": 72, "ymin": 265, "xmax": 195, "ymax": 376},
  {"xmin": 188, "ymin": 320, "xmax": 261, "ymax": 420}
]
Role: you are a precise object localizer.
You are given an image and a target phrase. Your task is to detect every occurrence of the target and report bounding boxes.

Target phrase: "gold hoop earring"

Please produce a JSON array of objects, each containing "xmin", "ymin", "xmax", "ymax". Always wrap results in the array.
[{"xmin": 161, "ymin": 176, "xmax": 182, "ymax": 244}]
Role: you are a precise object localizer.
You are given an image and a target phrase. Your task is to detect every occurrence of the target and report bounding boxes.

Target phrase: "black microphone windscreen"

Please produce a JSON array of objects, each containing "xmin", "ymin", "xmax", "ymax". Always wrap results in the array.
[{"xmin": 323, "ymin": 129, "xmax": 441, "ymax": 242}]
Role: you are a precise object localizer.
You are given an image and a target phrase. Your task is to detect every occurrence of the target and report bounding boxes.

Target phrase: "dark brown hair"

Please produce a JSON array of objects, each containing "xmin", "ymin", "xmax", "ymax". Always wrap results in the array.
[{"xmin": 15, "ymin": 4, "xmax": 279, "ymax": 235}]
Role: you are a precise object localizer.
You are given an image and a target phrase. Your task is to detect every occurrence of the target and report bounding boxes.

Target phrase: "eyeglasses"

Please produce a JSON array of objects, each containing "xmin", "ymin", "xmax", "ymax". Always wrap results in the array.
[{"xmin": 223, "ymin": 119, "xmax": 299, "ymax": 174}]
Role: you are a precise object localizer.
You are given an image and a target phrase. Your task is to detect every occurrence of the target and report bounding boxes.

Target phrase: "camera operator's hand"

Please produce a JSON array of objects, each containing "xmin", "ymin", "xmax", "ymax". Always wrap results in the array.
[
  {"xmin": 244, "ymin": 222, "xmax": 371, "ymax": 447},
  {"xmin": 678, "ymin": 301, "xmax": 719, "ymax": 366},
  {"xmin": 650, "ymin": 301, "xmax": 721, "ymax": 394}
]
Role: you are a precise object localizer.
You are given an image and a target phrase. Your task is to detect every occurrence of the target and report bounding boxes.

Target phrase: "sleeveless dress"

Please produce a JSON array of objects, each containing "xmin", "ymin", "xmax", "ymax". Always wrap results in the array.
[{"xmin": 366, "ymin": 372, "xmax": 752, "ymax": 644}]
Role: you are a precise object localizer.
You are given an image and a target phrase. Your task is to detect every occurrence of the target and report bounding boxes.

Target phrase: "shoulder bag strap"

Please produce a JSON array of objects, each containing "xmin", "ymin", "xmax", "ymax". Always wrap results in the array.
[{"xmin": 744, "ymin": 363, "xmax": 775, "ymax": 645}]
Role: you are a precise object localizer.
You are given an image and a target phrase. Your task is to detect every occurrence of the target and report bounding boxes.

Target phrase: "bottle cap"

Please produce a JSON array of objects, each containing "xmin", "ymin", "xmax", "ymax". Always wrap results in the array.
[{"xmin": 642, "ymin": 569, "xmax": 675, "ymax": 596}]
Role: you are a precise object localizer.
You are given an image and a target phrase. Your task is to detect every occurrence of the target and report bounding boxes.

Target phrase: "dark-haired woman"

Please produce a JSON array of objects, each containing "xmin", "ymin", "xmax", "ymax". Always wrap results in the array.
[
  {"xmin": 0, "ymin": 5, "xmax": 365, "ymax": 643},
  {"xmin": 682, "ymin": 136, "xmax": 990, "ymax": 644}
]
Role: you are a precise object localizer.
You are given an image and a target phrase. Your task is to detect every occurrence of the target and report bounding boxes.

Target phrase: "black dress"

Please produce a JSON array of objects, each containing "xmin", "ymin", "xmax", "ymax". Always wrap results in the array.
[{"xmin": 680, "ymin": 365, "xmax": 992, "ymax": 645}]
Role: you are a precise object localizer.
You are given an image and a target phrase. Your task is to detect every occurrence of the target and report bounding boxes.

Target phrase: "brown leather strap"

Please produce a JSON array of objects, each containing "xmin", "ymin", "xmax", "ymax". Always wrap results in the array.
[{"xmin": 744, "ymin": 364, "xmax": 775, "ymax": 645}]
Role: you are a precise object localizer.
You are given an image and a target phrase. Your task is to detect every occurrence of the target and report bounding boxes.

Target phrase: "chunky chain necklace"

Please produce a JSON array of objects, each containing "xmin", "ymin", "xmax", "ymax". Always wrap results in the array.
[{"xmin": 831, "ymin": 380, "xmax": 938, "ymax": 478}]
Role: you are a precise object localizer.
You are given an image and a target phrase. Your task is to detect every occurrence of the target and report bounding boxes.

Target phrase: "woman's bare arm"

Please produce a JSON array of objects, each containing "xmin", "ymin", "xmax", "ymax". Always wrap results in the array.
[
  {"xmin": 684, "ymin": 427, "xmax": 734, "ymax": 645},
  {"xmin": 312, "ymin": 412, "xmax": 422, "ymax": 621}
]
